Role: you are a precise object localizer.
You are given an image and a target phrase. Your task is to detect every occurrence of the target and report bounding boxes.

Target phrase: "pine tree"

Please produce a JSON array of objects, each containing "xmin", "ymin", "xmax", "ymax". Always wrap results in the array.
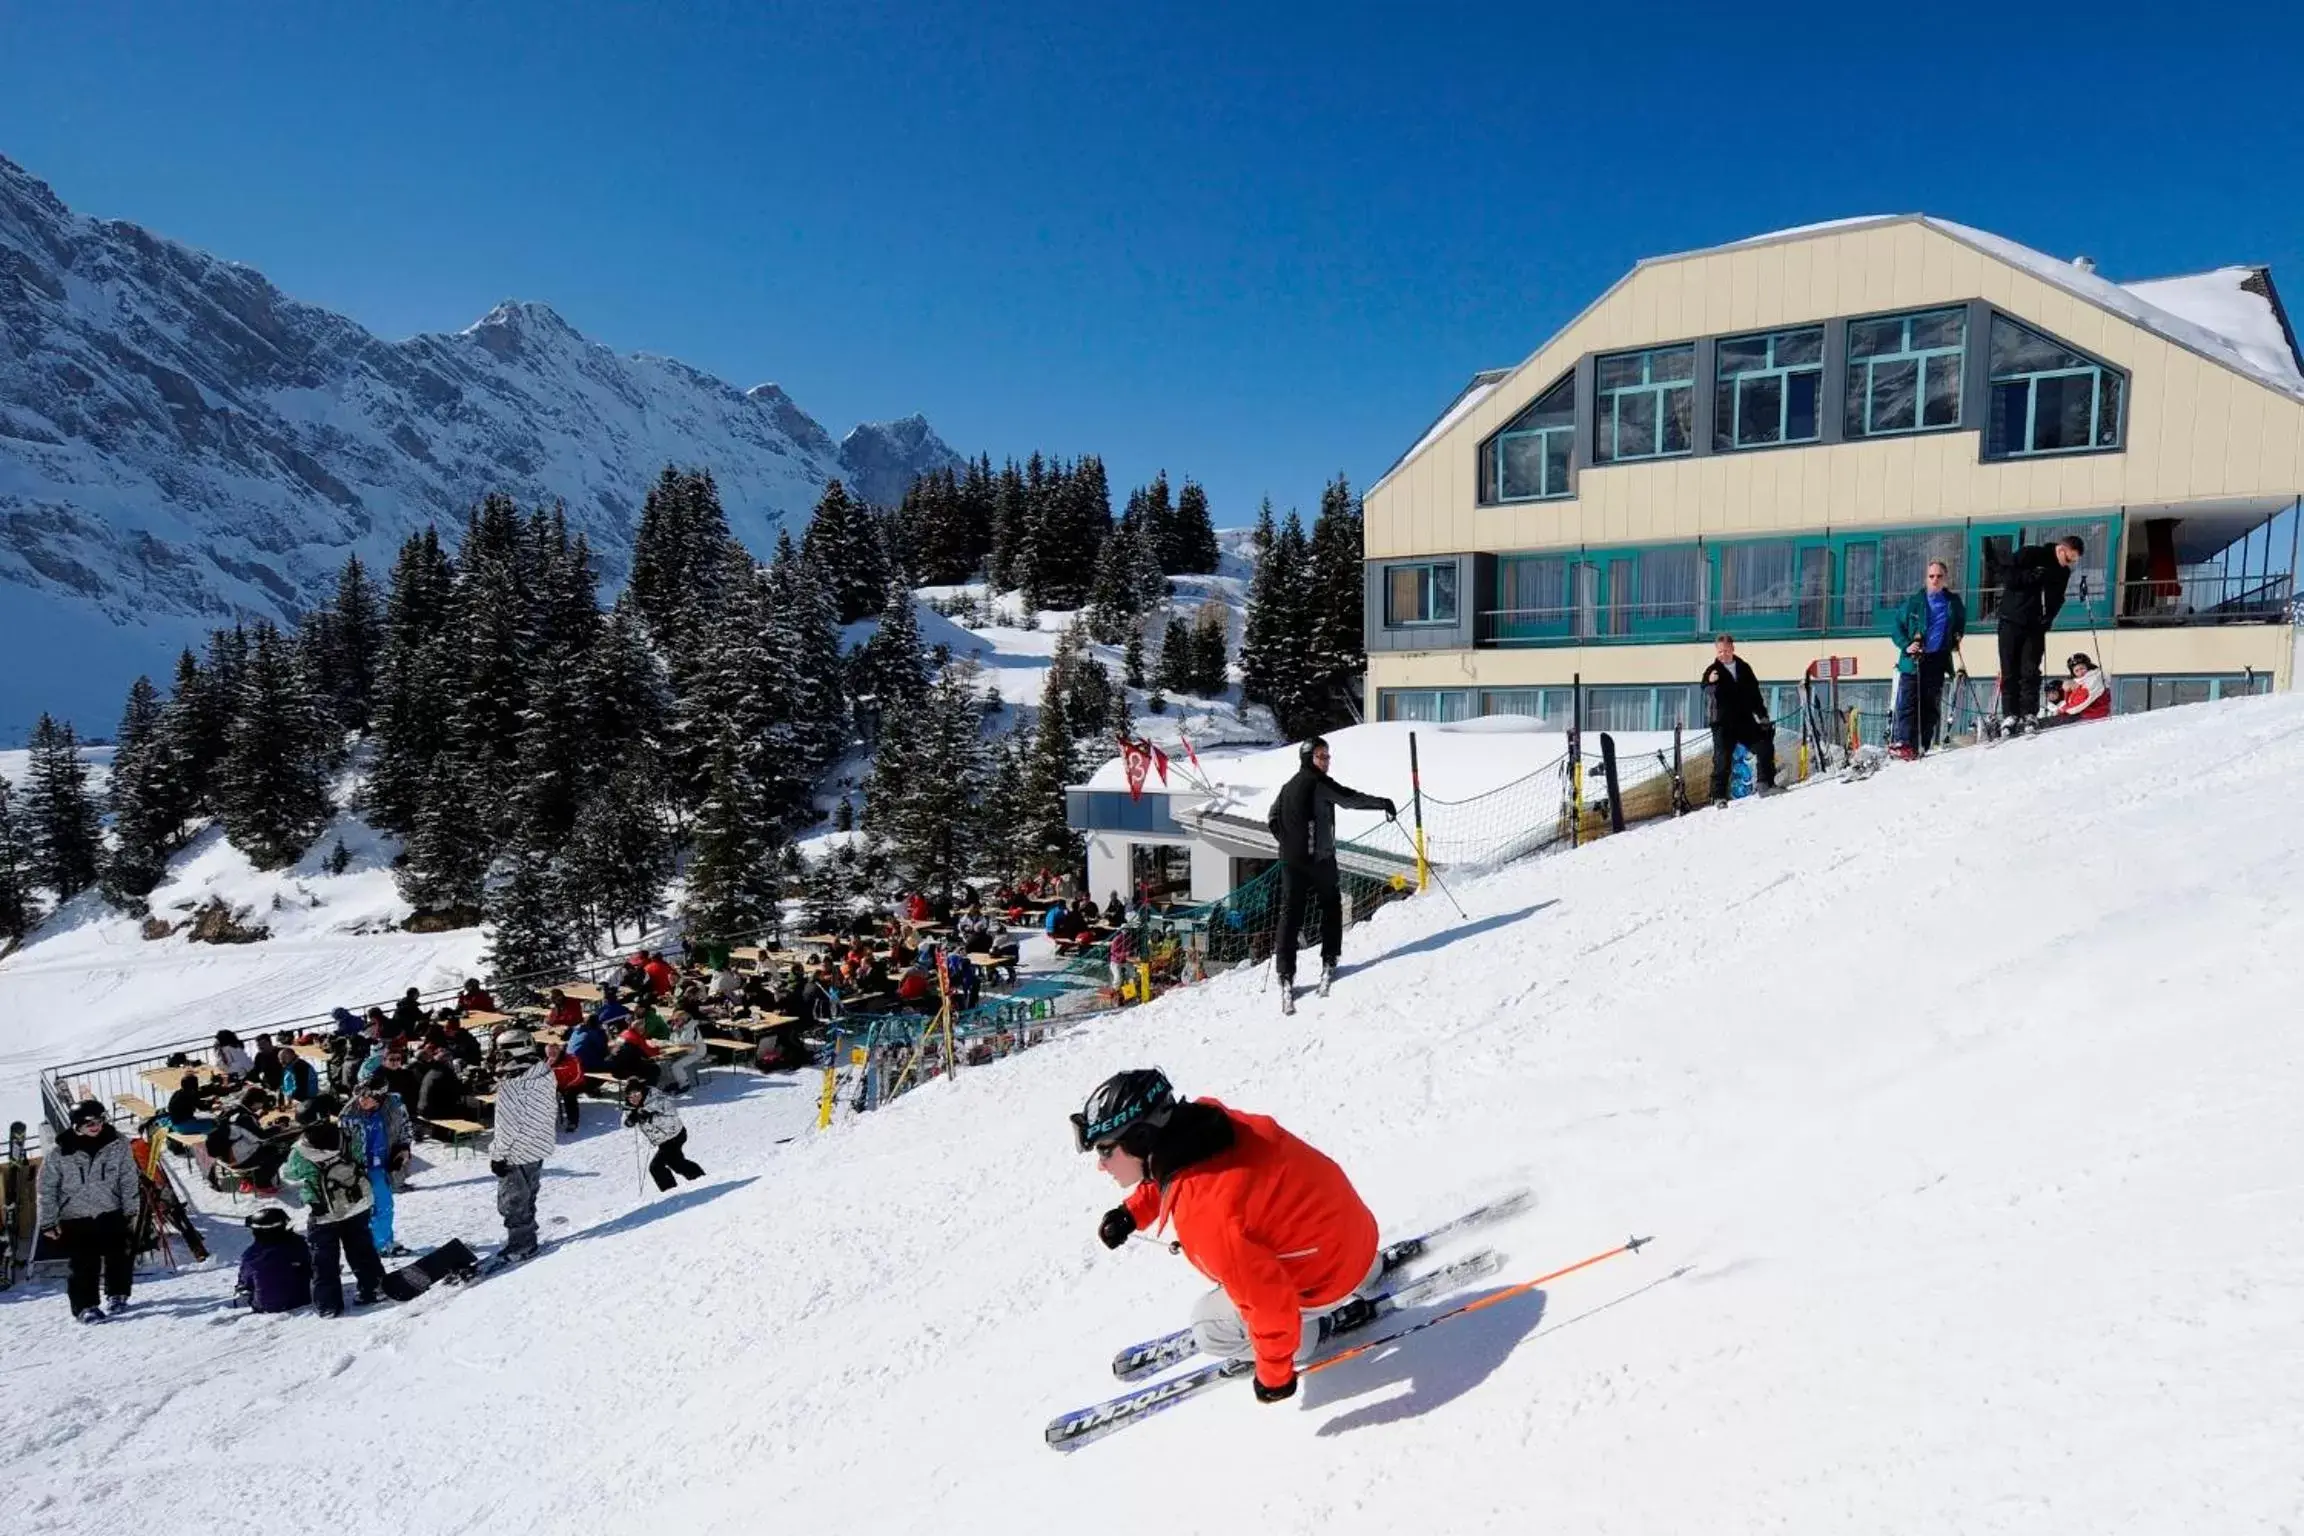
[
  {"xmin": 626, "ymin": 467, "xmax": 739, "ymax": 672},
  {"xmin": 863, "ymin": 660, "xmax": 990, "ymax": 905},
  {"xmin": 367, "ymin": 527, "xmax": 456, "ymax": 836},
  {"xmin": 1015, "ymin": 664, "xmax": 1084, "ymax": 881},
  {"xmin": 1122, "ymin": 629, "xmax": 1147, "ymax": 689},
  {"xmin": 1191, "ymin": 598, "xmax": 1233, "ymax": 696},
  {"xmin": 1241, "ymin": 503, "xmax": 1320, "ymax": 737},
  {"xmin": 565, "ymin": 763, "xmax": 672, "ymax": 948},
  {"xmin": 101, "ymin": 675, "xmax": 179, "ymax": 906},
  {"xmin": 1173, "ymin": 478, "xmax": 1220, "ymax": 575},
  {"xmin": 441, "ymin": 493, "xmax": 534, "ymax": 837},
  {"xmin": 396, "ymin": 759, "xmax": 489, "ymax": 919},
  {"xmin": 483, "ymin": 842, "xmax": 578, "ymax": 1000},
  {"xmin": 25, "ymin": 713, "xmax": 101, "ymax": 901},
  {"xmin": 0, "ymin": 775, "xmax": 39, "ymax": 941},
  {"xmin": 324, "ymin": 552, "xmax": 385, "ymax": 732},
  {"xmin": 585, "ymin": 605, "xmax": 672, "ymax": 791},
  {"xmin": 682, "ymin": 733, "xmax": 784, "ymax": 944},
  {"xmin": 802, "ymin": 479, "xmax": 892, "ymax": 625},
  {"xmin": 1304, "ymin": 473, "xmax": 1367, "ymax": 732},
  {"xmin": 1155, "ymin": 612, "xmax": 1195, "ymax": 695},
  {"xmin": 989, "ymin": 458, "xmax": 1030, "ymax": 594},
  {"xmin": 218, "ymin": 622, "xmax": 334, "ymax": 870},
  {"xmin": 766, "ymin": 532, "xmax": 850, "ymax": 773},
  {"xmin": 848, "ymin": 583, "xmax": 931, "ymax": 750}
]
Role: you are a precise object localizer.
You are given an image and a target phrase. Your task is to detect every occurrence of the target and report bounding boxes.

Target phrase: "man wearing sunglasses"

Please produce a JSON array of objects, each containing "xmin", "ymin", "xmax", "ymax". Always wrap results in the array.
[{"xmin": 1078, "ymin": 1068, "xmax": 1379, "ymax": 1403}]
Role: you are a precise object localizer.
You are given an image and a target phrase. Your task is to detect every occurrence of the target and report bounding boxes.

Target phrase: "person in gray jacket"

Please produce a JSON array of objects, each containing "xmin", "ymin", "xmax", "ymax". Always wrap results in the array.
[
  {"xmin": 488, "ymin": 1031, "xmax": 559, "ymax": 1264},
  {"xmin": 37, "ymin": 1100, "xmax": 143, "ymax": 1323},
  {"xmin": 621, "ymin": 1079, "xmax": 705, "ymax": 1192}
]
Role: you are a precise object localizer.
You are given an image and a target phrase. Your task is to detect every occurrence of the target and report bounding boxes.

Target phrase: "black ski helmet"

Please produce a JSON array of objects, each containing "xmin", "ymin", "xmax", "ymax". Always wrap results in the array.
[
  {"xmin": 2066, "ymin": 652, "xmax": 2095, "ymax": 671},
  {"xmin": 70, "ymin": 1099, "xmax": 106, "ymax": 1127},
  {"xmin": 1072, "ymin": 1068, "xmax": 1176, "ymax": 1153},
  {"xmin": 1298, "ymin": 735, "xmax": 1330, "ymax": 766},
  {"xmin": 247, "ymin": 1206, "xmax": 291, "ymax": 1233}
]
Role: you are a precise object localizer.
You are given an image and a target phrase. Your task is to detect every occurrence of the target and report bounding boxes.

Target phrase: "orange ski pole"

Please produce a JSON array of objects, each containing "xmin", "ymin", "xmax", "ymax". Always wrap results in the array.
[{"xmin": 1305, "ymin": 1233, "xmax": 1652, "ymax": 1378}]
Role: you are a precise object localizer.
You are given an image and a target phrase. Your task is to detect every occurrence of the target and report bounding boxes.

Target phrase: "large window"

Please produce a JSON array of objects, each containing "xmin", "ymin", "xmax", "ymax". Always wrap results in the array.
[
  {"xmin": 1384, "ymin": 562, "xmax": 1458, "ymax": 627},
  {"xmin": 1714, "ymin": 327, "xmax": 1824, "ymax": 450},
  {"xmin": 1845, "ymin": 308, "xmax": 1966, "ymax": 437},
  {"xmin": 1639, "ymin": 545, "xmax": 1704, "ymax": 629},
  {"xmin": 1717, "ymin": 541, "xmax": 1800, "ymax": 618},
  {"xmin": 1594, "ymin": 345, "xmax": 1695, "ymax": 462},
  {"xmin": 1479, "ymin": 373, "xmax": 1576, "ymax": 503},
  {"xmin": 1377, "ymin": 689, "xmax": 1473, "ymax": 723},
  {"xmin": 1066, "ymin": 792, "xmax": 1184, "ymax": 835},
  {"xmin": 1880, "ymin": 529, "xmax": 1965, "ymax": 597},
  {"xmin": 1984, "ymin": 316, "xmax": 2124, "ymax": 457}
]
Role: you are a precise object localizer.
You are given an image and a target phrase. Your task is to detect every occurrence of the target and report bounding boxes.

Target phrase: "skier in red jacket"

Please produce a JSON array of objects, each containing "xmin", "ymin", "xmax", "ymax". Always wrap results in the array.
[{"xmin": 1079, "ymin": 1069, "xmax": 1381, "ymax": 1402}]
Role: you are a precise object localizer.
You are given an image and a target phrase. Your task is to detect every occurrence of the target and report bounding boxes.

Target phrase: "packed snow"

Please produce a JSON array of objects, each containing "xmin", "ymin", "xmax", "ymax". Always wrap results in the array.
[
  {"xmin": 4, "ymin": 693, "xmax": 2299, "ymax": 1533},
  {"xmin": 2120, "ymin": 266, "xmax": 2304, "ymax": 389}
]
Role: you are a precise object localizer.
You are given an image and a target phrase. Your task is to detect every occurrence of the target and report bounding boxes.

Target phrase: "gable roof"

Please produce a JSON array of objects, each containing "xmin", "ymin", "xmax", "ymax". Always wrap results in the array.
[{"xmin": 1377, "ymin": 214, "xmax": 2304, "ymax": 493}]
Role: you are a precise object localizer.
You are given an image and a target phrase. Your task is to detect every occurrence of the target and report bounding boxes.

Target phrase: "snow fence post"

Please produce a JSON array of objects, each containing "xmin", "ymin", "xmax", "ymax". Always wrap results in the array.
[
  {"xmin": 1568, "ymin": 673, "xmax": 1584, "ymax": 848},
  {"xmin": 1408, "ymin": 731, "xmax": 1429, "ymax": 893}
]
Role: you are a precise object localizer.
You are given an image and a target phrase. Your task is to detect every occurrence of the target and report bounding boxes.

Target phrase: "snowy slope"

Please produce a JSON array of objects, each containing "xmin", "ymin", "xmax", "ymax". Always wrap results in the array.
[
  {"xmin": 4, "ymin": 694, "xmax": 2301, "ymax": 1532},
  {"xmin": 0, "ymin": 153, "xmax": 961, "ymax": 739}
]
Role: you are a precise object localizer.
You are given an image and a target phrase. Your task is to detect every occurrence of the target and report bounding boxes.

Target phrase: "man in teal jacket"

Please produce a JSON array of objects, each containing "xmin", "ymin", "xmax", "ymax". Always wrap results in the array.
[{"xmin": 1891, "ymin": 559, "xmax": 1966, "ymax": 757}]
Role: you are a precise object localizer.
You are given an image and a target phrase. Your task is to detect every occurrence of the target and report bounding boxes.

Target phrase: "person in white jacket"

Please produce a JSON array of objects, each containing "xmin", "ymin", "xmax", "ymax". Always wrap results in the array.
[
  {"xmin": 488, "ymin": 1031, "xmax": 559, "ymax": 1262},
  {"xmin": 659, "ymin": 1009, "xmax": 705, "ymax": 1095},
  {"xmin": 621, "ymin": 1079, "xmax": 706, "ymax": 1192}
]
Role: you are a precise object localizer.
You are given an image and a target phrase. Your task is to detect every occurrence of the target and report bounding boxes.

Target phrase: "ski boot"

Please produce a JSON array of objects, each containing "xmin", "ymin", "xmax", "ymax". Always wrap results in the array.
[
  {"xmin": 1278, "ymin": 985, "xmax": 1296, "ymax": 1017},
  {"xmin": 1317, "ymin": 966, "xmax": 1334, "ymax": 999}
]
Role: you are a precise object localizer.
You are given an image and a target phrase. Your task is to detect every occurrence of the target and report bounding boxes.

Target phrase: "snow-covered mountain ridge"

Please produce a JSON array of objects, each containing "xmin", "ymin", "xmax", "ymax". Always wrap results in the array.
[{"xmin": 0, "ymin": 153, "xmax": 962, "ymax": 738}]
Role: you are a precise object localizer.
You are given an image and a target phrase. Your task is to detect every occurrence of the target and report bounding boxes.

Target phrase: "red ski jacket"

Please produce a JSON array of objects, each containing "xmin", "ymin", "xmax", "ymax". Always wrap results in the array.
[{"xmin": 1122, "ymin": 1100, "xmax": 1378, "ymax": 1389}]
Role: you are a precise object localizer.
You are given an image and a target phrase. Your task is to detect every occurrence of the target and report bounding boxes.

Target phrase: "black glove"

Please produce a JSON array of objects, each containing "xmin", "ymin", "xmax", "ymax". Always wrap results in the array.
[
  {"xmin": 1252, "ymin": 1372, "xmax": 1298, "ymax": 1404},
  {"xmin": 488, "ymin": 1159, "xmax": 506, "ymax": 1176},
  {"xmin": 1382, "ymin": 798, "xmax": 1399, "ymax": 820},
  {"xmin": 1097, "ymin": 1206, "xmax": 1135, "ymax": 1250},
  {"xmin": 622, "ymin": 1110, "xmax": 640, "ymax": 1127}
]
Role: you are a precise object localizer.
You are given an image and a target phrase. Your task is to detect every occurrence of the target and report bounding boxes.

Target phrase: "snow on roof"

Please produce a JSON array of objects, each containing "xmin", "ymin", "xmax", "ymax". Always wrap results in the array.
[
  {"xmin": 1725, "ymin": 215, "xmax": 1899, "ymax": 245},
  {"xmin": 1382, "ymin": 368, "xmax": 1512, "ymax": 480},
  {"xmin": 2118, "ymin": 266, "xmax": 2303, "ymax": 389},
  {"xmin": 1925, "ymin": 219, "xmax": 2304, "ymax": 404}
]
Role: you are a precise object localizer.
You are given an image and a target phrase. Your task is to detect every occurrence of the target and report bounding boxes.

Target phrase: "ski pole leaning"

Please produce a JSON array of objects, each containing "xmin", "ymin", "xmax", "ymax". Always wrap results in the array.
[
  {"xmin": 1303, "ymin": 1232, "xmax": 1653, "ymax": 1378},
  {"xmin": 1388, "ymin": 810, "xmax": 1468, "ymax": 920}
]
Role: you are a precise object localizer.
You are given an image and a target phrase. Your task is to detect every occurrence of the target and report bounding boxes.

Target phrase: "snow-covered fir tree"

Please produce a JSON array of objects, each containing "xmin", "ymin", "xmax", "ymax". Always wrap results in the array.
[
  {"xmin": 322, "ymin": 551, "xmax": 384, "ymax": 733},
  {"xmin": 1156, "ymin": 611, "xmax": 1196, "ymax": 695},
  {"xmin": 682, "ymin": 733, "xmax": 785, "ymax": 943},
  {"xmin": 217, "ymin": 621, "xmax": 334, "ymax": 870},
  {"xmin": 25, "ymin": 713, "xmax": 101, "ymax": 902},
  {"xmin": 366, "ymin": 527, "xmax": 456, "ymax": 837},
  {"xmin": 0, "ymin": 774, "xmax": 39, "ymax": 941},
  {"xmin": 848, "ymin": 582, "xmax": 931, "ymax": 751},
  {"xmin": 99, "ymin": 675, "xmax": 181, "ymax": 907},
  {"xmin": 865, "ymin": 659, "xmax": 991, "ymax": 905},
  {"xmin": 565, "ymin": 763, "xmax": 672, "ymax": 949},
  {"xmin": 1170, "ymin": 477, "xmax": 1220, "ymax": 575},
  {"xmin": 802, "ymin": 478, "xmax": 892, "ymax": 626},
  {"xmin": 483, "ymin": 841, "xmax": 579, "ymax": 1000}
]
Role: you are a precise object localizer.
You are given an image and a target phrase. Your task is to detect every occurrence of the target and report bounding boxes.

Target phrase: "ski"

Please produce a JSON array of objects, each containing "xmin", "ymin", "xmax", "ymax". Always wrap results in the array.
[
  {"xmin": 1110, "ymin": 1187, "xmax": 1533, "ymax": 1381},
  {"xmin": 1049, "ymin": 1247, "xmax": 1505, "ymax": 1452}
]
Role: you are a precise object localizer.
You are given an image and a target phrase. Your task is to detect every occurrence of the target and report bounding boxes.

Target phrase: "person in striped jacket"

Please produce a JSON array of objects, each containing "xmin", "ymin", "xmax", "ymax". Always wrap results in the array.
[{"xmin": 487, "ymin": 1030, "xmax": 559, "ymax": 1264}]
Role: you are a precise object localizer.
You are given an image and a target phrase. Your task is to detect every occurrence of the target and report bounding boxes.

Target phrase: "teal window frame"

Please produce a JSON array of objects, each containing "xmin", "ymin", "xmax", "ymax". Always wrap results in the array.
[
  {"xmin": 1712, "ymin": 537, "xmax": 1832, "ymax": 636},
  {"xmin": 1377, "ymin": 688, "xmax": 1473, "ymax": 723},
  {"xmin": 1593, "ymin": 345, "xmax": 1696, "ymax": 463},
  {"xmin": 1713, "ymin": 327, "xmax": 1825, "ymax": 450},
  {"xmin": 1491, "ymin": 545, "xmax": 1704, "ymax": 645},
  {"xmin": 1984, "ymin": 315, "xmax": 2125, "ymax": 458},
  {"xmin": 1967, "ymin": 517, "xmax": 2120, "ymax": 629},
  {"xmin": 1383, "ymin": 561, "xmax": 1458, "ymax": 628},
  {"xmin": 1479, "ymin": 373, "xmax": 1577, "ymax": 504},
  {"xmin": 1845, "ymin": 308, "xmax": 1967, "ymax": 438},
  {"xmin": 1492, "ymin": 554, "xmax": 1574, "ymax": 643}
]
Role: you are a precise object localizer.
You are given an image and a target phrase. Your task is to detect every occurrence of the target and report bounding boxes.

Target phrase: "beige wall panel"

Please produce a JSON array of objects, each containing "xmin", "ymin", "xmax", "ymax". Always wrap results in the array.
[
  {"xmin": 1779, "ymin": 241, "xmax": 1814, "ymax": 327},
  {"xmin": 2189, "ymin": 368, "xmax": 2237, "ymax": 497}
]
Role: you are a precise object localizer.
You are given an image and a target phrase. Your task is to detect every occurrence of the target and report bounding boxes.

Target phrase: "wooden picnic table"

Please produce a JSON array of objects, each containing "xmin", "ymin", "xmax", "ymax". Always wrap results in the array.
[
  {"xmin": 700, "ymin": 1037, "xmax": 756, "ymax": 1059},
  {"xmin": 114, "ymin": 1093, "xmax": 158, "ymax": 1120},
  {"xmin": 463, "ymin": 1010, "xmax": 514, "ymax": 1029},
  {"xmin": 290, "ymin": 1043, "xmax": 329, "ymax": 1061},
  {"xmin": 138, "ymin": 1065, "xmax": 222, "ymax": 1091},
  {"xmin": 559, "ymin": 982, "xmax": 605, "ymax": 1003}
]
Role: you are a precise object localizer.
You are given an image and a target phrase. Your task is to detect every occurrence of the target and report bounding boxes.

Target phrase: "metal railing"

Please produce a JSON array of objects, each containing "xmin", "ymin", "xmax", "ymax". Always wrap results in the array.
[{"xmin": 2117, "ymin": 572, "xmax": 2293, "ymax": 625}]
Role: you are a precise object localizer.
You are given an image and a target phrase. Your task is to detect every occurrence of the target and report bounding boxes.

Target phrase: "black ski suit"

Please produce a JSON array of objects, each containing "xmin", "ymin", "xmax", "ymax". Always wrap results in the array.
[
  {"xmin": 1995, "ymin": 544, "xmax": 2072, "ymax": 721},
  {"xmin": 1702, "ymin": 655, "xmax": 1778, "ymax": 801},
  {"xmin": 1265, "ymin": 765, "xmax": 1393, "ymax": 983}
]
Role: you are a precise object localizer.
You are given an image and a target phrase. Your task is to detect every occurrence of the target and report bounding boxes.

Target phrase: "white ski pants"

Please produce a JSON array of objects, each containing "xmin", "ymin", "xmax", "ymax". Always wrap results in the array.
[{"xmin": 1188, "ymin": 1250, "xmax": 1386, "ymax": 1363}]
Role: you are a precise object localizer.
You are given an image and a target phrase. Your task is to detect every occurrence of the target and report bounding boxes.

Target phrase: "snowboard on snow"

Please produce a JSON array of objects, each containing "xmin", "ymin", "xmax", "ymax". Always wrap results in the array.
[{"xmin": 380, "ymin": 1238, "xmax": 482, "ymax": 1301}]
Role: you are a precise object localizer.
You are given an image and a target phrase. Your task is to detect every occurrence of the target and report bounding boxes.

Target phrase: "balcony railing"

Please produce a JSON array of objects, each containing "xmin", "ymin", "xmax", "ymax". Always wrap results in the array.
[{"xmin": 2117, "ymin": 572, "xmax": 2293, "ymax": 626}]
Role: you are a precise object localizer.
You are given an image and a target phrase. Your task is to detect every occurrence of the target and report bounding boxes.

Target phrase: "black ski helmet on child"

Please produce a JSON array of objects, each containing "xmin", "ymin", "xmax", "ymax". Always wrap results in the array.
[
  {"xmin": 247, "ymin": 1206, "xmax": 290, "ymax": 1232},
  {"xmin": 1072, "ymin": 1068, "xmax": 1175, "ymax": 1153},
  {"xmin": 1298, "ymin": 736, "xmax": 1329, "ymax": 766}
]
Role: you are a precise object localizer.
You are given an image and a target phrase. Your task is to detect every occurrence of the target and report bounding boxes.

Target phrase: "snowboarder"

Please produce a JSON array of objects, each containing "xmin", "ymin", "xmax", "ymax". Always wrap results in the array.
[
  {"xmin": 233, "ymin": 1206, "xmax": 314, "ymax": 1314},
  {"xmin": 1265, "ymin": 737, "xmax": 1395, "ymax": 1011},
  {"xmin": 487, "ymin": 1029, "xmax": 558, "ymax": 1264},
  {"xmin": 1890, "ymin": 560, "xmax": 1966, "ymax": 759},
  {"xmin": 1995, "ymin": 535, "xmax": 2084, "ymax": 735},
  {"xmin": 621, "ymin": 1079, "xmax": 705, "ymax": 1192},
  {"xmin": 35, "ymin": 1100, "xmax": 141, "ymax": 1323},
  {"xmin": 1078, "ymin": 1069, "xmax": 1382, "ymax": 1404},
  {"xmin": 280, "ymin": 1121, "xmax": 388, "ymax": 1316},
  {"xmin": 1701, "ymin": 634, "xmax": 1778, "ymax": 803}
]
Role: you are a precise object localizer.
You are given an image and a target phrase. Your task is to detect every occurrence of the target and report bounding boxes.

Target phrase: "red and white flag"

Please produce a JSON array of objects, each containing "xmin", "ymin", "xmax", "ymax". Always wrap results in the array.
[
  {"xmin": 1179, "ymin": 731, "xmax": 1203, "ymax": 776},
  {"xmin": 1119, "ymin": 736, "xmax": 1152, "ymax": 800},
  {"xmin": 1151, "ymin": 742, "xmax": 1170, "ymax": 785}
]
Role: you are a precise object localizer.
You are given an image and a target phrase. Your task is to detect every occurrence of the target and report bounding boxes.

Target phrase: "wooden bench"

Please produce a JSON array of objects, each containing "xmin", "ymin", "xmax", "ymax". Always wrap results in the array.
[
  {"xmin": 114, "ymin": 1093, "xmax": 158, "ymax": 1121},
  {"xmin": 422, "ymin": 1118, "xmax": 489, "ymax": 1156}
]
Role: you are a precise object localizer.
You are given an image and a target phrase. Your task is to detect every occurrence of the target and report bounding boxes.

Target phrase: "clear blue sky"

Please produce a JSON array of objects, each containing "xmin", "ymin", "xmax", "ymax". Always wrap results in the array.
[{"xmin": 5, "ymin": 0, "xmax": 2301, "ymax": 526}]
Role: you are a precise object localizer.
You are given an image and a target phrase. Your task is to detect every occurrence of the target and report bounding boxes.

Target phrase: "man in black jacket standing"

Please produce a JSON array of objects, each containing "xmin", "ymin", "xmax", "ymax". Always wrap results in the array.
[
  {"xmin": 1995, "ymin": 535, "xmax": 2084, "ymax": 735},
  {"xmin": 1702, "ymin": 634, "xmax": 1778, "ymax": 804},
  {"xmin": 1265, "ymin": 737, "xmax": 1394, "ymax": 1013}
]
